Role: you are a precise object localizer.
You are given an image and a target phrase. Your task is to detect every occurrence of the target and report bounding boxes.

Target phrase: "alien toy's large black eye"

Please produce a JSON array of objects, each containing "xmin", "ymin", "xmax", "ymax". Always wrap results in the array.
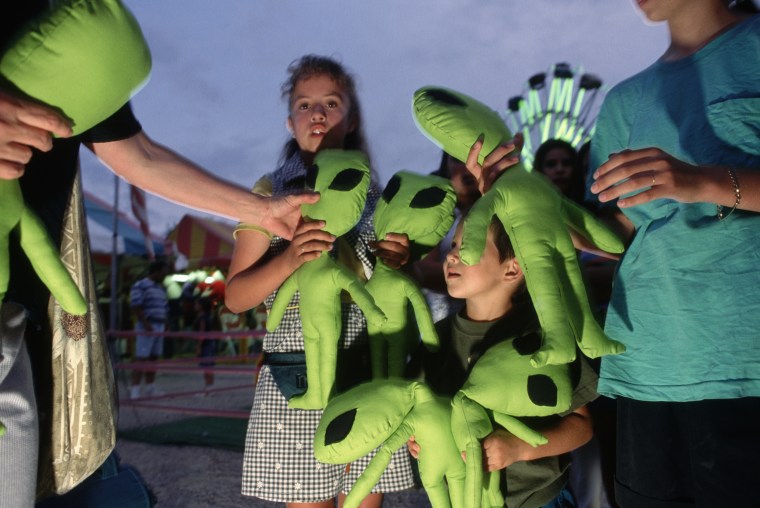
[
  {"xmin": 329, "ymin": 168, "xmax": 364, "ymax": 191},
  {"xmin": 512, "ymin": 333, "xmax": 542, "ymax": 356},
  {"xmin": 324, "ymin": 408, "xmax": 357, "ymax": 446},
  {"xmin": 306, "ymin": 164, "xmax": 319, "ymax": 190},
  {"xmin": 527, "ymin": 374, "xmax": 558, "ymax": 407},
  {"xmin": 382, "ymin": 175, "xmax": 401, "ymax": 203},
  {"xmin": 410, "ymin": 187, "xmax": 447, "ymax": 209},
  {"xmin": 425, "ymin": 89, "xmax": 467, "ymax": 107}
]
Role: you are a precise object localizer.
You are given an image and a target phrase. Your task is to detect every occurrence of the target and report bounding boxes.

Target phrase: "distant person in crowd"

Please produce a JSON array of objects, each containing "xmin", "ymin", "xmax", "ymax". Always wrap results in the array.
[
  {"xmin": 194, "ymin": 297, "xmax": 219, "ymax": 392},
  {"xmin": 129, "ymin": 260, "xmax": 170, "ymax": 399},
  {"xmin": 533, "ymin": 138, "xmax": 585, "ymax": 205}
]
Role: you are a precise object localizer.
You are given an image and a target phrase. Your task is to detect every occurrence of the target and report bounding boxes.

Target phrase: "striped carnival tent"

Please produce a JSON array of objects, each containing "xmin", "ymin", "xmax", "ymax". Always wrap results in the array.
[
  {"xmin": 166, "ymin": 214, "xmax": 236, "ymax": 268},
  {"xmin": 84, "ymin": 189, "xmax": 165, "ymax": 256}
]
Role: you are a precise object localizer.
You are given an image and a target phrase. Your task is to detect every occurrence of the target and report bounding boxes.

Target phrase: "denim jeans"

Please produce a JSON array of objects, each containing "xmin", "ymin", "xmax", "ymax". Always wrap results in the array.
[{"xmin": 542, "ymin": 485, "xmax": 577, "ymax": 508}]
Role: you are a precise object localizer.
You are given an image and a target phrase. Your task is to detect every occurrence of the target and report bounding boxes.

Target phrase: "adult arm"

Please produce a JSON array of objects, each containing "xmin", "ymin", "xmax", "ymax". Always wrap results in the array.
[
  {"xmin": 87, "ymin": 131, "xmax": 317, "ymax": 239},
  {"xmin": 481, "ymin": 405, "xmax": 593, "ymax": 471},
  {"xmin": 590, "ymin": 147, "xmax": 760, "ymax": 215},
  {"xmin": 0, "ymin": 90, "xmax": 72, "ymax": 179}
]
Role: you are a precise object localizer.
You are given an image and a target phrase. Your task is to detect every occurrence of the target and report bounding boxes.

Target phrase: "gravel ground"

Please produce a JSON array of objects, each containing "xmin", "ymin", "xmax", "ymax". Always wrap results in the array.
[{"xmin": 115, "ymin": 365, "xmax": 432, "ymax": 508}]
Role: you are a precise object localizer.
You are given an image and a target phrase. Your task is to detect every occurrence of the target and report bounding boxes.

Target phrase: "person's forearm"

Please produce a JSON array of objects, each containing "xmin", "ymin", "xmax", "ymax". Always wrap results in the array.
[
  {"xmin": 513, "ymin": 408, "xmax": 593, "ymax": 463},
  {"xmin": 225, "ymin": 250, "xmax": 295, "ymax": 314},
  {"xmin": 90, "ymin": 132, "xmax": 268, "ymax": 225},
  {"xmin": 697, "ymin": 166, "xmax": 760, "ymax": 214}
]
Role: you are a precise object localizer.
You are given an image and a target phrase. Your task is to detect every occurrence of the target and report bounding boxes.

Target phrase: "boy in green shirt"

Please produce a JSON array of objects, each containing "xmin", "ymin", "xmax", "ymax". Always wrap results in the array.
[{"xmin": 409, "ymin": 216, "xmax": 598, "ymax": 508}]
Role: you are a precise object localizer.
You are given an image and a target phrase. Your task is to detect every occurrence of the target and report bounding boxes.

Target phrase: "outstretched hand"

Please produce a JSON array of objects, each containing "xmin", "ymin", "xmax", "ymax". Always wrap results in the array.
[
  {"xmin": 590, "ymin": 148, "xmax": 708, "ymax": 208},
  {"xmin": 259, "ymin": 191, "xmax": 320, "ymax": 240},
  {"xmin": 465, "ymin": 133, "xmax": 524, "ymax": 194},
  {"xmin": 0, "ymin": 90, "xmax": 72, "ymax": 179}
]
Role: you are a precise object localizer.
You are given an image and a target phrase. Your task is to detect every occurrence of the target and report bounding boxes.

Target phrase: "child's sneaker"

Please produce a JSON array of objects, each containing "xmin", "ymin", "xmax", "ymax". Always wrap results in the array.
[{"xmin": 128, "ymin": 385, "xmax": 141, "ymax": 400}]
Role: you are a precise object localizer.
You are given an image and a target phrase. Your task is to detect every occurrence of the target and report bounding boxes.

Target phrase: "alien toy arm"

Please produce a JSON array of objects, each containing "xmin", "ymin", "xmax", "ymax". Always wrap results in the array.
[
  {"xmin": 451, "ymin": 392, "xmax": 501, "ymax": 508},
  {"xmin": 265, "ymin": 272, "xmax": 298, "ymax": 332},
  {"xmin": 343, "ymin": 424, "xmax": 413, "ymax": 508},
  {"xmin": 332, "ymin": 262, "xmax": 386, "ymax": 327},
  {"xmin": 18, "ymin": 206, "xmax": 87, "ymax": 315},
  {"xmin": 403, "ymin": 275, "xmax": 439, "ymax": 351},
  {"xmin": 490, "ymin": 411, "xmax": 548, "ymax": 448},
  {"xmin": 0, "ymin": 180, "xmax": 86, "ymax": 316}
]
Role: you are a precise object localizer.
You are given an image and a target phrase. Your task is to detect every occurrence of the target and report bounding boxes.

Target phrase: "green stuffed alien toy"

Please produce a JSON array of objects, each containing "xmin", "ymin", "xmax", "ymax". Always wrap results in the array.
[
  {"xmin": 451, "ymin": 333, "xmax": 578, "ymax": 508},
  {"xmin": 314, "ymin": 379, "xmax": 466, "ymax": 508},
  {"xmin": 0, "ymin": 0, "xmax": 151, "ymax": 316},
  {"xmin": 365, "ymin": 171, "xmax": 456, "ymax": 379},
  {"xmin": 266, "ymin": 149, "xmax": 387, "ymax": 410},
  {"xmin": 412, "ymin": 86, "xmax": 625, "ymax": 367},
  {"xmin": 0, "ymin": 0, "xmax": 151, "ymax": 136},
  {"xmin": 0, "ymin": 0, "xmax": 152, "ymax": 436},
  {"xmin": 0, "ymin": 180, "xmax": 87, "ymax": 318},
  {"xmin": 0, "ymin": 0, "xmax": 151, "ymax": 315}
]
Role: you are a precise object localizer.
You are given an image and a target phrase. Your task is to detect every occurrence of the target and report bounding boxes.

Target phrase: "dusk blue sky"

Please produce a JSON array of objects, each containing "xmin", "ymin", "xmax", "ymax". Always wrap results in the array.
[{"xmin": 81, "ymin": 0, "xmax": 668, "ymax": 240}]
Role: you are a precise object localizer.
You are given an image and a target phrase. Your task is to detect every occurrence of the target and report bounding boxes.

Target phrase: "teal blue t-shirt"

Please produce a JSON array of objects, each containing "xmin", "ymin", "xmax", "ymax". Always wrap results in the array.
[{"xmin": 587, "ymin": 14, "xmax": 760, "ymax": 402}]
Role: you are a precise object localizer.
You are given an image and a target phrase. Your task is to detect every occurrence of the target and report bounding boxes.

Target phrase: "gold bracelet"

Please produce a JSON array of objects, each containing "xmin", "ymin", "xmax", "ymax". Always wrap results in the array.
[{"xmin": 717, "ymin": 167, "xmax": 741, "ymax": 221}]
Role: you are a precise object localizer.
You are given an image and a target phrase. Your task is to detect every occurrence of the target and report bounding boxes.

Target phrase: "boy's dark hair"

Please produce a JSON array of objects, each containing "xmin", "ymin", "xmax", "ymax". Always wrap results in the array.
[
  {"xmin": 489, "ymin": 216, "xmax": 515, "ymax": 263},
  {"xmin": 278, "ymin": 54, "xmax": 369, "ymax": 163}
]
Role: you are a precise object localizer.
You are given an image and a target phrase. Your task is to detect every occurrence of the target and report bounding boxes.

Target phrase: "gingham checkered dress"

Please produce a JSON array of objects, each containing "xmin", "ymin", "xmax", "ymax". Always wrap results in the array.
[{"xmin": 241, "ymin": 155, "xmax": 414, "ymax": 503}]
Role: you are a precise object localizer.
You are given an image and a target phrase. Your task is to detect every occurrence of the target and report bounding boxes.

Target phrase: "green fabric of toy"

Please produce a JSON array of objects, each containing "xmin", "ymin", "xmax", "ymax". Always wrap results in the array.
[
  {"xmin": 0, "ymin": 0, "xmax": 152, "ymax": 135},
  {"xmin": 412, "ymin": 86, "xmax": 625, "ymax": 366},
  {"xmin": 314, "ymin": 379, "xmax": 466, "ymax": 508},
  {"xmin": 451, "ymin": 334, "xmax": 577, "ymax": 508},
  {"xmin": 0, "ymin": 179, "xmax": 87, "ymax": 316},
  {"xmin": 366, "ymin": 171, "xmax": 456, "ymax": 378},
  {"xmin": 267, "ymin": 150, "xmax": 386, "ymax": 410}
]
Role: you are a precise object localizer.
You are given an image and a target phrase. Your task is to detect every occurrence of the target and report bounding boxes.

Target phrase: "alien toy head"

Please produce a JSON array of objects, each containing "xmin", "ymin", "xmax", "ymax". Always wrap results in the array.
[
  {"xmin": 374, "ymin": 171, "xmax": 456, "ymax": 259},
  {"xmin": 314, "ymin": 378, "xmax": 417, "ymax": 464},
  {"xmin": 461, "ymin": 333, "xmax": 578, "ymax": 417},
  {"xmin": 0, "ymin": 0, "xmax": 152, "ymax": 136},
  {"xmin": 301, "ymin": 149, "xmax": 371, "ymax": 237},
  {"xmin": 412, "ymin": 86, "xmax": 514, "ymax": 167}
]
